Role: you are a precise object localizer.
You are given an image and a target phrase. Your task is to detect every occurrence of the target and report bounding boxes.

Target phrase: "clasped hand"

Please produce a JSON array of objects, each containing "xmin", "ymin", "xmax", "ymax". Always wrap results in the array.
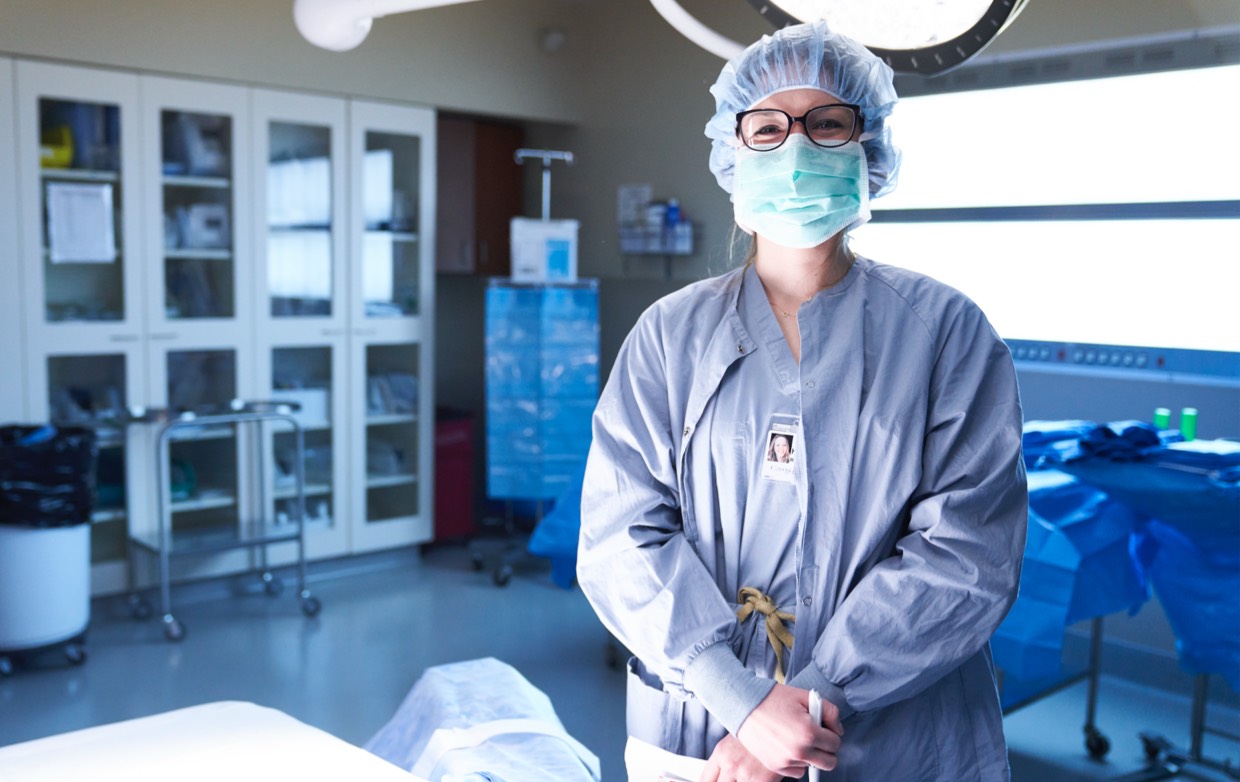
[{"xmin": 699, "ymin": 683, "xmax": 844, "ymax": 782}]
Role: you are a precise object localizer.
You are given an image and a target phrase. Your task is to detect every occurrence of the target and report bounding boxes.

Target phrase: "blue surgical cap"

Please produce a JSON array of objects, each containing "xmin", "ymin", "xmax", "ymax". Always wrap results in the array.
[{"xmin": 705, "ymin": 20, "xmax": 901, "ymax": 198}]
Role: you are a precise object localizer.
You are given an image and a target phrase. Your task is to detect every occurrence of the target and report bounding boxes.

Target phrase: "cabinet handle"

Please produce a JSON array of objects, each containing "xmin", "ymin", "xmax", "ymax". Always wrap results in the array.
[
  {"xmin": 149, "ymin": 332, "xmax": 178, "ymax": 341},
  {"xmin": 322, "ymin": 328, "xmax": 345, "ymax": 337},
  {"xmin": 109, "ymin": 334, "xmax": 140, "ymax": 343},
  {"xmin": 353, "ymin": 327, "xmax": 378, "ymax": 337}
]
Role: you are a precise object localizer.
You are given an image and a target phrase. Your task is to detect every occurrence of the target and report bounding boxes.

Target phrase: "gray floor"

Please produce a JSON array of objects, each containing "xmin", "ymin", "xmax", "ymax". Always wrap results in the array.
[{"xmin": 1, "ymin": 543, "xmax": 1237, "ymax": 781}]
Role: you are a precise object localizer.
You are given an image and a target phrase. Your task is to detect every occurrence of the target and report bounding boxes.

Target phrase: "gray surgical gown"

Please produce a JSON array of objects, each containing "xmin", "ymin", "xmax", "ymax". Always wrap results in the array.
[{"xmin": 578, "ymin": 257, "xmax": 1028, "ymax": 781}]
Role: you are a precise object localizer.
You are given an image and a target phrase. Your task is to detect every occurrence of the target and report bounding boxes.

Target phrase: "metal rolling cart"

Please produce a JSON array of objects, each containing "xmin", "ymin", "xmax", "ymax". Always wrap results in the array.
[
  {"xmin": 999, "ymin": 616, "xmax": 1112, "ymax": 758},
  {"xmin": 1059, "ymin": 442, "xmax": 1240, "ymax": 782},
  {"xmin": 125, "ymin": 400, "xmax": 321, "ymax": 641}
]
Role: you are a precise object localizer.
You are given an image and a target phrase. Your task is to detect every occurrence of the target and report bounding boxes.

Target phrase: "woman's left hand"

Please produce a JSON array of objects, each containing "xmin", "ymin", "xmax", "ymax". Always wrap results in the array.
[
  {"xmin": 698, "ymin": 734, "xmax": 785, "ymax": 782},
  {"xmin": 735, "ymin": 683, "xmax": 842, "ymax": 774}
]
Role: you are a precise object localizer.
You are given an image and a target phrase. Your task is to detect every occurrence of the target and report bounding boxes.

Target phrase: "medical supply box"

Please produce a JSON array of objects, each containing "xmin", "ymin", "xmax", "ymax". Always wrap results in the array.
[{"xmin": 509, "ymin": 218, "xmax": 578, "ymax": 283}]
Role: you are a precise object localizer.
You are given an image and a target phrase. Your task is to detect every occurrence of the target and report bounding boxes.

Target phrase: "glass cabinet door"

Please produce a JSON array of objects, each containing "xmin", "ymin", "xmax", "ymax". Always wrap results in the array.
[
  {"xmin": 348, "ymin": 100, "xmax": 435, "ymax": 553},
  {"xmin": 361, "ymin": 130, "xmax": 424, "ymax": 319},
  {"xmin": 363, "ymin": 342, "xmax": 421, "ymax": 518},
  {"xmin": 254, "ymin": 90, "xmax": 344, "ymax": 329},
  {"xmin": 15, "ymin": 63, "xmax": 146, "ymax": 590},
  {"xmin": 267, "ymin": 121, "xmax": 334, "ymax": 318},
  {"xmin": 350, "ymin": 100, "xmax": 434, "ymax": 326},
  {"xmin": 160, "ymin": 108, "xmax": 235, "ymax": 321},
  {"xmin": 46, "ymin": 353, "xmax": 132, "ymax": 561},
  {"xmin": 20, "ymin": 346, "xmax": 145, "ymax": 578},
  {"xmin": 253, "ymin": 90, "xmax": 349, "ymax": 560},
  {"xmin": 142, "ymin": 76, "xmax": 251, "ymax": 341},
  {"xmin": 17, "ymin": 62, "xmax": 142, "ymax": 336},
  {"xmin": 253, "ymin": 89, "xmax": 346, "ymax": 332},
  {"xmin": 0, "ymin": 58, "xmax": 20, "ymax": 420},
  {"xmin": 38, "ymin": 97, "xmax": 125, "ymax": 323},
  {"xmin": 147, "ymin": 347, "xmax": 242, "ymax": 552},
  {"xmin": 266, "ymin": 344, "xmax": 349, "ymax": 559}
]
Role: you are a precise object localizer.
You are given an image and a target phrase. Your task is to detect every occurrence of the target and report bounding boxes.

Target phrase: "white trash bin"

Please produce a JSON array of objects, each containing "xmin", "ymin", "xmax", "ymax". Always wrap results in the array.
[
  {"xmin": 0, "ymin": 423, "xmax": 96, "ymax": 674},
  {"xmin": 0, "ymin": 524, "xmax": 91, "ymax": 655}
]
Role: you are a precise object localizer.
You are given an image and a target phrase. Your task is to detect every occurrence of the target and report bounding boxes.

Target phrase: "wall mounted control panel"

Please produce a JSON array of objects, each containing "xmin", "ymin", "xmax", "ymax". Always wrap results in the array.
[{"xmin": 1006, "ymin": 339, "xmax": 1240, "ymax": 382}]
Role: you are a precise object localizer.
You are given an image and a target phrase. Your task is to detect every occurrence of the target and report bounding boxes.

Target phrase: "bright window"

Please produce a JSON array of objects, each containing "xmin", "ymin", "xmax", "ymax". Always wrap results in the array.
[{"xmin": 851, "ymin": 64, "xmax": 1240, "ymax": 353}]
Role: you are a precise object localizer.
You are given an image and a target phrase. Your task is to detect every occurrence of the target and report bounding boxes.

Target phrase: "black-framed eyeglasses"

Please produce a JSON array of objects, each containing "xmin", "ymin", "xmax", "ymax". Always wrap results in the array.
[{"xmin": 735, "ymin": 104, "xmax": 865, "ymax": 152}]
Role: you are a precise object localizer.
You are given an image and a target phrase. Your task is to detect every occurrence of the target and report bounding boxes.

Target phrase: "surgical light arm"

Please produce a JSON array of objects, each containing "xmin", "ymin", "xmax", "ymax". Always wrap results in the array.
[{"xmin": 293, "ymin": 0, "xmax": 484, "ymax": 52}]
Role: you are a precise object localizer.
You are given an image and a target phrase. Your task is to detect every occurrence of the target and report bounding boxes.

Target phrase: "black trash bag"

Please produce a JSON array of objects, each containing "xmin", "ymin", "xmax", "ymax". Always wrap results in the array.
[{"xmin": 0, "ymin": 425, "xmax": 97, "ymax": 528}]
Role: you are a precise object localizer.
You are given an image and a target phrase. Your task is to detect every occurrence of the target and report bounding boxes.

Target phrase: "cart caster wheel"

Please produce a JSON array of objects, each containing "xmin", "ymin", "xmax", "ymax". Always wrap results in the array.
[
  {"xmin": 471, "ymin": 552, "xmax": 485, "ymax": 571},
  {"xmin": 493, "ymin": 565, "xmax": 512, "ymax": 587},
  {"xmin": 129, "ymin": 596, "xmax": 152, "ymax": 621},
  {"xmin": 301, "ymin": 596, "xmax": 322, "ymax": 617},
  {"xmin": 1084, "ymin": 727, "xmax": 1110, "ymax": 759},
  {"xmin": 0, "ymin": 656, "xmax": 12, "ymax": 676},
  {"xmin": 1140, "ymin": 733, "xmax": 1170, "ymax": 762},
  {"xmin": 64, "ymin": 644, "xmax": 87, "ymax": 667},
  {"xmin": 262, "ymin": 574, "xmax": 284, "ymax": 597},
  {"xmin": 163, "ymin": 618, "xmax": 186, "ymax": 642}
]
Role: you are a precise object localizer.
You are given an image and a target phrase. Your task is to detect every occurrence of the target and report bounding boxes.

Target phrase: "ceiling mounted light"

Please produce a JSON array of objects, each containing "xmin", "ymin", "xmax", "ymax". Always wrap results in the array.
[
  {"xmin": 294, "ymin": 0, "xmax": 484, "ymax": 52},
  {"xmin": 649, "ymin": 0, "xmax": 745, "ymax": 60},
  {"xmin": 648, "ymin": 0, "xmax": 1027, "ymax": 75},
  {"xmin": 746, "ymin": 0, "xmax": 1030, "ymax": 75}
]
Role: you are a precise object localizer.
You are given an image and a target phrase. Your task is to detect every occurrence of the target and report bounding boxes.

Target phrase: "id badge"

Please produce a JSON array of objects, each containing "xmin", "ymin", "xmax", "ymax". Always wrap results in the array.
[{"xmin": 761, "ymin": 415, "xmax": 799, "ymax": 484}]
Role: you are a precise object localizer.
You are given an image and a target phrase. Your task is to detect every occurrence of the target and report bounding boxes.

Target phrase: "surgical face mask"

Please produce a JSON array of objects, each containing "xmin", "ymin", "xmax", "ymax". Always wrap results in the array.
[{"xmin": 732, "ymin": 136, "xmax": 870, "ymax": 249}]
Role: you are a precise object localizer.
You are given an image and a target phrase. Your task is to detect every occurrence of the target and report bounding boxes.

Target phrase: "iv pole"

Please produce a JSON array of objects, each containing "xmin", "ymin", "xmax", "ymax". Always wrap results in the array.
[{"xmin": 513, "ymin": 148, "xmax": 573, "ymax": 221}]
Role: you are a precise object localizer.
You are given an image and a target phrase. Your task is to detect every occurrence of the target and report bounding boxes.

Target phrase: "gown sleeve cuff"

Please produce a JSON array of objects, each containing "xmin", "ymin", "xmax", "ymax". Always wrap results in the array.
[
  {"xmin": 683, "ymin": 642, "xmax": 776, "ymax": 735},
  {"xmin": 787, "ymin": 664, "xmax": 857, "ymax": 721}
]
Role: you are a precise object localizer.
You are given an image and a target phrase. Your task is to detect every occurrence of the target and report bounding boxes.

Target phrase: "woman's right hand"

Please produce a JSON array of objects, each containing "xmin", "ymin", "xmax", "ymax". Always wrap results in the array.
[
  {"xmin": 698, "ymin": 734, "xmax": 784, "ymax": 782},
  {"xmin": 734, "ymin": 683, "xmax": 843, "ymax": 776}
]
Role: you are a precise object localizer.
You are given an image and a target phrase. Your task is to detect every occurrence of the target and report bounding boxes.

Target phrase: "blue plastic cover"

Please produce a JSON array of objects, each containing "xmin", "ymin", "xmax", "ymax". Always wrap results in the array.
[
  {"xmin": 527, "ymin": 459, "xmax": 588, "ymax": 590},
  {"xmin": 992, "ymin": 469, "xmax": 1148, "ymax": 681},
  {"xmin": 485, "ymin": 284, "xmax": 598, "ymax": 501},
  {"xmin": 1134, "ymin": 519, "xmax": 1240, "ymax": 690},
  {"xmin": 998, "ymin": 421, "xmax": 1240, "ymax": 688},
  {"xmin": 1020, "ymin": 419, "xmax": 1096, "ymax": 470},
  {"xmin": 1058, "ymin": 432, "xmax": 1240, "ymax": 688},
  {"xmin": 1059, "ymin": 432, "xmax": 1240, "ymax": 543}
]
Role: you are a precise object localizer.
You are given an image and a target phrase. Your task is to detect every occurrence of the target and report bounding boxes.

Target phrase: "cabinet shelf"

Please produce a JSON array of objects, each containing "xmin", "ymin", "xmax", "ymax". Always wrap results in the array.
[
  {"xmin": 163, "ymin": 174, "xmax": 230, "ymax": 189},
  {"xmin": 365, "ymin": 229, "xmax": 418, "ymax": 243},
  {"xmin": 275, "ymin": 482, "xmax": 331, "ymax": 499},
  {"xmin": 270, "ymin": 224, "xmax": 330, "ymax": 233},
  {"xmin": 169, "ymin": 492, "xmax": 236, "ymax": 513},
  {"xmin": 366, "ymin": 474, "xmax": 416, "ymax": 489},
  {"xmin": 128, "ymin": 519, "xmax": 300, "ymax": 557},
  {"xmin": 165, "ymin": 248, "xmax": 232, "ymax": 260},
  {"xmin": 366, "ymin": 413, "xmax": 417, "ymax": 426},
  {"xmin": 271, "ymin": 420, "xmax": 330, "ymax": 432},
  {"xmin": 41, "ymin": 167, "xmax": 119, "ymax": 183},
  {"xmin": 42, "ymin": 248, "xmax": 121, "ymax": 260}
]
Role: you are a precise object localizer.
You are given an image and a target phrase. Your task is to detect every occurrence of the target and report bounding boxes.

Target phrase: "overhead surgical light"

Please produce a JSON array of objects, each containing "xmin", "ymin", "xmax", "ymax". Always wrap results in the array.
[
  {"xmin": 649, "ymin": 0, "xmax": 1030, "ymax": 75},
  {"xmin": 748, "ymin": 0, "xmax": 1030, "ymax": 75},
  {"xmin": 293, "ymin": 0, "xmax": 484, "ymax": 52}
]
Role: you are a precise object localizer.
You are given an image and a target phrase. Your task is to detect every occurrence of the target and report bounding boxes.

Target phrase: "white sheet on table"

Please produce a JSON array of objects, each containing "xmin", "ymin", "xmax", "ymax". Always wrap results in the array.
[
  {"xmin": 0, "ymin": 701, "xmax": 422, "ymax": 782},
  {"xmin": 365, "ymin": 657, "xmax": 600, "ymax": 782},
  {"xmin": 624, "ymin": 736, "xmax": 707, "ymax": 782}
]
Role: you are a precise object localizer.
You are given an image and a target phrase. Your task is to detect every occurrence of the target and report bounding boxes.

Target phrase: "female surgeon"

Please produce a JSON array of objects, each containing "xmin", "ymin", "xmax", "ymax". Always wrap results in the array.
[{"xmin": 577, "ymin": 19, "xmax": 1028, "ymax": 782}]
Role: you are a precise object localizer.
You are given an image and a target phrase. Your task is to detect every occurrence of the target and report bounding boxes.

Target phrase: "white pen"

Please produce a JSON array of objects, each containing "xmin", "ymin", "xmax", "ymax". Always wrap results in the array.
[{"xmin": 808, "ymin": 689, "xmax": 823, "ymax": 782}]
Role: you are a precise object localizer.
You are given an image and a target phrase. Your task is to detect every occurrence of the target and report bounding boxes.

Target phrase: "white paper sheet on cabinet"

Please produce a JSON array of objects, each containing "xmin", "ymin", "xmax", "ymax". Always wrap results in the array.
[{"xmin": 47, "ymin": 181, "xmax": 117, "ymax": 263}]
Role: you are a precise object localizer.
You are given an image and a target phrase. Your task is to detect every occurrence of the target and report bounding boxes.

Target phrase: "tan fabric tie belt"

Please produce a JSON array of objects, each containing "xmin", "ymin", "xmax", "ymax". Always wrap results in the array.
[{"xmin": 736, "ymin": 586, "xmax": 795, "ymax": 684}]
